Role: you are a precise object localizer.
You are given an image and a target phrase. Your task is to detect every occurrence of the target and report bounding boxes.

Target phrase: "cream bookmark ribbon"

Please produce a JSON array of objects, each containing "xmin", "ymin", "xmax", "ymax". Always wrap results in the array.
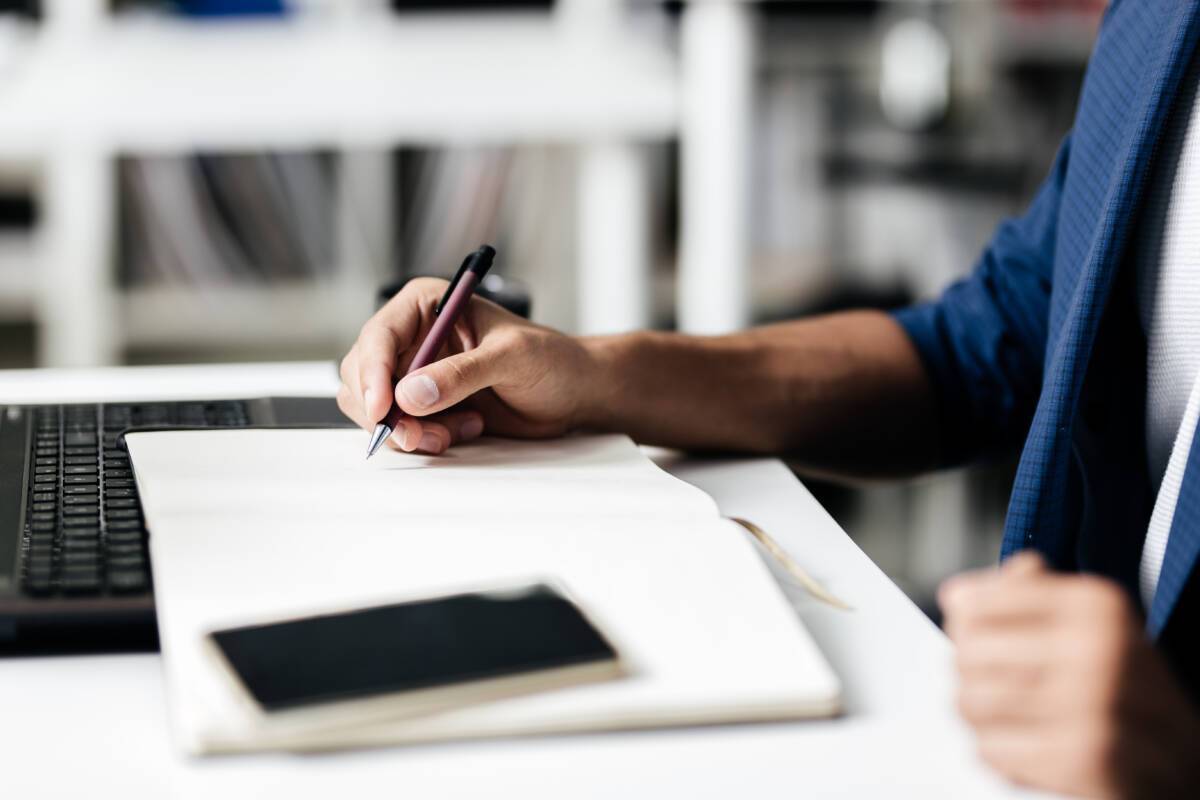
[{"xmin": 729, "ymin": 517, "xmax": 851, "ymax": 610}]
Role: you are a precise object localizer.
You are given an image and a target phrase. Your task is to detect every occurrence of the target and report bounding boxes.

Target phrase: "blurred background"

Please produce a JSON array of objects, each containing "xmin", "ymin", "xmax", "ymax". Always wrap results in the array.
[{"xmin": 0, "ymin": 0, "xmax": 1104, "ymax": 617}]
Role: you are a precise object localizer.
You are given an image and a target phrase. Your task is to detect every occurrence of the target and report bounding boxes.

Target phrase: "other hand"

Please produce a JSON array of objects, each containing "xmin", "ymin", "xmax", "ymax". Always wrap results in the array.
[
  {"xmin": 939, "ymin": 551, "xmax": 1200, "ymax": 799},
  {"xmin": 338, "ymin": 277, "xmax": 602, "ymax": 454}
]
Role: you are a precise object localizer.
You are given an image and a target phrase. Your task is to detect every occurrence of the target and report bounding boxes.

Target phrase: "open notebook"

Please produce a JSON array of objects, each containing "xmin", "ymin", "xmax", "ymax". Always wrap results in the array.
[{"xmin": 125, "ymin": 430, "xmax": 841, "ymax": 754}]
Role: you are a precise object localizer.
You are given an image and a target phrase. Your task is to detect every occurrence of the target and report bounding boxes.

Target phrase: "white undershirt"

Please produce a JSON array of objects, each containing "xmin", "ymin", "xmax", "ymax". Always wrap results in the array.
[{"xmin": 1136, "ymin": 57, "xmax": 1200, "ymax": 612}]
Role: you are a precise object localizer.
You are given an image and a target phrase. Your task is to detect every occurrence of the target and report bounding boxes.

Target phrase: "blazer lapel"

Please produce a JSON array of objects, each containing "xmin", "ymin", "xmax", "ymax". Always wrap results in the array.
[{"xmin": 1003, "ymin": 0, "xmax": 1200, "ymax": 563}]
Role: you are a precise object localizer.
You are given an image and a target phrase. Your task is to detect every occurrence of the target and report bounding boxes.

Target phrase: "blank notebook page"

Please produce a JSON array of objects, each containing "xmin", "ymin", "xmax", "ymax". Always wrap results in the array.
[{"xmin": 126, "ymin": 430, "xmax": 841, "ymax": 753}]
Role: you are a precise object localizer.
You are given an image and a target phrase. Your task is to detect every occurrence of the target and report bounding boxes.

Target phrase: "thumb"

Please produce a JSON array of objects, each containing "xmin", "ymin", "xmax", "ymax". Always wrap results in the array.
[{"xmin": 395, "ymin": 346, "xmax": 505, "ymax": 417}]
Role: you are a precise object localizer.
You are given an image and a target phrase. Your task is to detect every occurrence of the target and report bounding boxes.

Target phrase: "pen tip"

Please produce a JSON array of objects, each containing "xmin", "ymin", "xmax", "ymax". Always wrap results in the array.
[{"xmin": 366, "ymin": 424, "xmax": 391, "ymax": 460}]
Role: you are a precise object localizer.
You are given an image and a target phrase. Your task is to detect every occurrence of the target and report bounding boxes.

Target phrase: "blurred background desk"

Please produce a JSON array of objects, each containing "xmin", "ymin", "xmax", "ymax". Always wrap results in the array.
[{"xmin": 0, "ymin": 362, "xmax": 1035, "ymax": 798}]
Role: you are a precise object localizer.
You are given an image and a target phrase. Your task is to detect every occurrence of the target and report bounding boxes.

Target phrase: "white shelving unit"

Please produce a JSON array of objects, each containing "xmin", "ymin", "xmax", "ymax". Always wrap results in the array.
[
  {"xmin": 0, "ymin": 232, "xmax": 36, "ymax": 319},
  {"xmin": 0, "ymin": 0, "xmax": 757, "ymax": 366}
]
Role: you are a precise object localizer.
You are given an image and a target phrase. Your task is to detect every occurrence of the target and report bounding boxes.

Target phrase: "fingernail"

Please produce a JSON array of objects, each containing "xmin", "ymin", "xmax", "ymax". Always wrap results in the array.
[
  {"xmin": 418, "ymin": 432, "xmax": 441, "ymax": 453},
  {"xmin": 400, "ymin": 375, "xmax": 439, "ymax": 408},
  {"xmin": 460, "ymin": 417, "xmax": 484, "ymax": 441}
]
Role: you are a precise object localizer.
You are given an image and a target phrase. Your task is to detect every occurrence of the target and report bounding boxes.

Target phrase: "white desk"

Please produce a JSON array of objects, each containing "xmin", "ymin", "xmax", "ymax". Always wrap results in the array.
[{"xmin": 0, "ymin": 363, "xmax": 1035, "ymax": 799}]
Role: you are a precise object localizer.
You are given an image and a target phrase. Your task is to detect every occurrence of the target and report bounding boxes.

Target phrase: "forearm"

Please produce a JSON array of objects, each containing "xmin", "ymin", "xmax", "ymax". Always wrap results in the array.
[{"xmin": 579, "ymin": 310, "xmax": 940, "ymax": 478}]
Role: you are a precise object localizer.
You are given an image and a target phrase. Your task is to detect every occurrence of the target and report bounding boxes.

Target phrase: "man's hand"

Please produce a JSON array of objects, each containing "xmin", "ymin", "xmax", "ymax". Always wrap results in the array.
[
  {"xmin": 939, "ymin": 552, "xmax": 1200, "ymax": 798},
  {"xmin": 339, "ymin": 285, "xmax": 939, "ymax": 469},
  {"xmin": 338, "ymin": 278, "xmax": 604, "ymax": 454}
]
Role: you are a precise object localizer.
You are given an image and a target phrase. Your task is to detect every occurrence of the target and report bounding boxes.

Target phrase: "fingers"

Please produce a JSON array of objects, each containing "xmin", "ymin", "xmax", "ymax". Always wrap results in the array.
[
  {"xmin": 349, "ymin": 280, "xmax": 443, "ymax": 425},
  {"xmin": 391, "ymin": 409, "xmax": 486, "ymax": 455},
  {"xmin": 958, "ymin": 676, "xmax": 1050, "ymax": 726},
  {"xmin": 358, "ymin": 326, "xmax": 404, "ymax": 424},
  {"xmin": 394, "ymin": 341, "xmax": 513, "ymax": 418},
  {"xmin": 1003, "ymin": 550, "xmax": 1049, "ymax": 576},
  {"xmin": 939, "ymin": 552, "xmax": 1057, "ymax": 636},
  {"xmin": 974, "ymin": 726, "xmax": 1055, "ymax": 789}
]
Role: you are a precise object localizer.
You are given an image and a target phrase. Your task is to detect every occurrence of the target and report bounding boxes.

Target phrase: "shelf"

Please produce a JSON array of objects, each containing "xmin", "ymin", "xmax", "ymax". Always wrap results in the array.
[
  {"xmin": 0, "ymin": 16, "xmax": 679, "ymax": 155},
  {"xmin": 0, "ymin": 233, "xmax": 36, "ymax": 319},
  {"xmin": 120, "ymin": 280, "xmax": 375, "ymax": 348}
]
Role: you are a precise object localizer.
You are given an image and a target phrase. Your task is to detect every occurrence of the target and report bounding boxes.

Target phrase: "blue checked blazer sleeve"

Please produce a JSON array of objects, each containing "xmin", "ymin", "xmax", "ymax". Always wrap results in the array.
[{"xmin": 892, "ymin": 135, "xmax": 1071, "ymax": 466}]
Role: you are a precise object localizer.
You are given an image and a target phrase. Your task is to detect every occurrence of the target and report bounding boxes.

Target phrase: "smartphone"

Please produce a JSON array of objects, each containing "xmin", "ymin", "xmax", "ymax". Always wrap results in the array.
[{"xmin": 205, "ymin": 581, "xmax": 623, "ymax": 725}]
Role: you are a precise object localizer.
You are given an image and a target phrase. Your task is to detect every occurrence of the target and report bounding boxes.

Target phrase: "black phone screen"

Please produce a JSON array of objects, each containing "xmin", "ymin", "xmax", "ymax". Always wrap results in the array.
[{"xmin": 209, "ymin": 583, "xmax": 618, "ymax": 712}]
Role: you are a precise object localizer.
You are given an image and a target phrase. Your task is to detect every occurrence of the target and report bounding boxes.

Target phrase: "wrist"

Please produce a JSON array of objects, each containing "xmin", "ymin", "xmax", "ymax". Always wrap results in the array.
[{"xmin": 573, "ymin": 332, "xmax": 644, "ymax": 431}]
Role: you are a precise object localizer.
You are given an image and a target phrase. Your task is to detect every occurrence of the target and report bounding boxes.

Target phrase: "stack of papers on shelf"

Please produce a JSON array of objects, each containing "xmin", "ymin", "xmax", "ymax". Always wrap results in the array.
[{"xmin": 126, "ymin": 430, "xmax": 841, "ymax": 754}]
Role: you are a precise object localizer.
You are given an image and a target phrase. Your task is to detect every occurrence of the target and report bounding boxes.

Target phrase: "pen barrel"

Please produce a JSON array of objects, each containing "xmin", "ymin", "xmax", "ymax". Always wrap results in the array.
[
  {"xmin": 377, "ymin": 263, "xmax": 487, "ymax": 437},
  {"xmin": 408, "ymin": 271, "xmax": 481, "ymax": 373}
]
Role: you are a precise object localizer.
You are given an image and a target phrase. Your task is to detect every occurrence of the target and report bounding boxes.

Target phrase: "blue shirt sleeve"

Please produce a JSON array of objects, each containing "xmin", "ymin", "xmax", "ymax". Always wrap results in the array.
[{"xmin": 892, "ymin": 133, "xmax": 1071, "ymax": 467}]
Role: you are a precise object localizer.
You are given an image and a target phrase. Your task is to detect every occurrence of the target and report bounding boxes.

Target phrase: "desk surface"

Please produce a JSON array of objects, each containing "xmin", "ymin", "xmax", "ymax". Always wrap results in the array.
[{"xmin": 0, "ymin": 363, "xmax": 1033, "ymax": 799}]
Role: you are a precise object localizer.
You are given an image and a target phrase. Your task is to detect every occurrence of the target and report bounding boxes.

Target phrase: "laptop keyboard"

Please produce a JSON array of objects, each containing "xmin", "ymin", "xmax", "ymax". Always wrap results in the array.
[{"xmin": 18, "ymin": 401, "xmax": 250, "ymax": 598}]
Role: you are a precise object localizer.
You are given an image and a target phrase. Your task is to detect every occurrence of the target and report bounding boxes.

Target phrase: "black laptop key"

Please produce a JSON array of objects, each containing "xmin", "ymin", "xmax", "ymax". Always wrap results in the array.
[
  {"xmin": 27, "ymin": 542, "xmax": 53, "ymax": 559},
  {"xmin": 24, "ymin": 569, "xmax": 53, "ymax": 595},
  {"xmin": 108, "ymin": 570, "xmax": 148, "ymax": 594},
  {"xmin": 62, "ymin": 567, "xmax": 102, "ymax": 595},
  {"xmin": 105, "ymin": 479, "xmax": 134, "ymax": 488},
  {"xmin": 63, "ymin": 515, "xmax": 99, "ymax": 529},
  {"xmin": 105, "ymin": 509, "xmax": 140, "ymax": 521},
  {"xmin": 64, "ymin": 484, "xmax": 99, "ymax": 495},
  {"xmin": 33, "ymin": 491, "xmax": 55, "ymax": 503},
  {"xmin": 103, "ymin": 487, "xmax": 134, "ymax": 498},
  {"xmin": 63, "ymin": 550, "xmax": 100, "ymax": 567},
  {"xmin": 108, "ymin": 569, "xmax": 149, "ymax": 593},
  {"xmin": 64, "ymin": 447, "xmax": 94, "ymax": 457},
  {"xmin": 106, "ymin": 530, "xmax": 143, "ymax": 545},
  {"xmin": 63, "ymin": 529, "xmax": 99, "ymax": 543},
  {"xmin": 106, "ymin": 542, "xmax": 143, "ymax": 557},
  {"xmin": 64, "ymin": 465, "xmax": 98, "ymax": 475},
  {"xmin": 26, "ymin": 547, "xmax": 53, "ymax": 567},
  {"xmin": 34, "ymin": 457, "xmax": 58, "ymax": 467},
  {"xmin": 106, "ymin": 519, "xmax": 142, "ymax": 532},
  {"xmin": 105, "ymin": 498, "xmax": 137, "ymax": 509},
  {"xmin": 63, "ymin": 504, "xmax": 99, "ymax": 517},
  {"xmin": 64, "ymin": 456, "xmax": 95, "ymax": 466},
  {"xmin": 64, "ymin": 432, "xmax": 96, "ymax": 447},
  {"xmin": 64, "ymin": 475, "xmax": 98, "ymax": 485},
  {"xmin": 31, "ymin": 502, "xmax": 55, "ymax": 513},
  {"xmin": 29, "ymin": 512, "xmax": 54, "ymax": 524},
  {"xmin": 33, "ymin": 465, "xmax": 56, "ymax": 475},
  {"xmin": 64, "ymin": 494, "xmax": 97, "ymax": 505},
  {"xmin": 107, "ymin": 554, "xmax": 146, "ymax": 570}
]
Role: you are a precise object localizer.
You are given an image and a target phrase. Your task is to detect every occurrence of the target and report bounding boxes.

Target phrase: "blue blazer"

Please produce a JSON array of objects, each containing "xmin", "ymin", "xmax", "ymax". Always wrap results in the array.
[{"xmin": 894, "ymin": 0, "xmax": 1200, "ymax": 688}]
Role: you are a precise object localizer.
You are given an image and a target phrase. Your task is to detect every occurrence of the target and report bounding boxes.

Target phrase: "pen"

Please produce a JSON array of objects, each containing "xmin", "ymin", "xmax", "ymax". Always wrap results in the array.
[{"xmin": 366, "ymin": 245, "xmax": 496, "ymax": 459}]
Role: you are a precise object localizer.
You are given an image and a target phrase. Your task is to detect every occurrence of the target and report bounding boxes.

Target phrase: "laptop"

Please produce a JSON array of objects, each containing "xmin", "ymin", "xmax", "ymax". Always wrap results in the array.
[{"xmin": 0, "ymin": 396, "xmax": 351, "ymax": 653}]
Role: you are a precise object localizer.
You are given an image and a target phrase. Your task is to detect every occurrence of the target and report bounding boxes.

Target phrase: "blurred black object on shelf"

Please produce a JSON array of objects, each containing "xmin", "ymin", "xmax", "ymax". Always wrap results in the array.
[{"xmin": 377, "ymin": 273, "xmax": 532, "ymax": 321}]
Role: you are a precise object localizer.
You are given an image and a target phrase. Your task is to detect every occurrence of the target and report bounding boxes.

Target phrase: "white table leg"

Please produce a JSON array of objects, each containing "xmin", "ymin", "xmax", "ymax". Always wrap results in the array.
[
  {"xmin": 679, "ymin": 0, "xmax": 755, "ymax": 334},
  {"xmin": 577, "ymin": 140, "xmax": 652, "ymax": 334}
]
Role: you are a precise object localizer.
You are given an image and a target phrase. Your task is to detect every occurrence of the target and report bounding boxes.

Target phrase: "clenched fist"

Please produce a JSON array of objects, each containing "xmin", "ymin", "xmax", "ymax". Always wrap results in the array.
[{"xmin": 940, "ymin": 552, "xmax": 1200, "ymax": 798}]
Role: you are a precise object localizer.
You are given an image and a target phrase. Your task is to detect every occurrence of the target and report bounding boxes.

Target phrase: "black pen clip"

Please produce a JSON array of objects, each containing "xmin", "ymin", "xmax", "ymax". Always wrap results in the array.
[
  {"xmin": 435, "ymin": 254, "xmax": 473, "ymax": 317},
  {"xmin": 435, "ymin": 246, "xmax": 496, "ymax": 316}
]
